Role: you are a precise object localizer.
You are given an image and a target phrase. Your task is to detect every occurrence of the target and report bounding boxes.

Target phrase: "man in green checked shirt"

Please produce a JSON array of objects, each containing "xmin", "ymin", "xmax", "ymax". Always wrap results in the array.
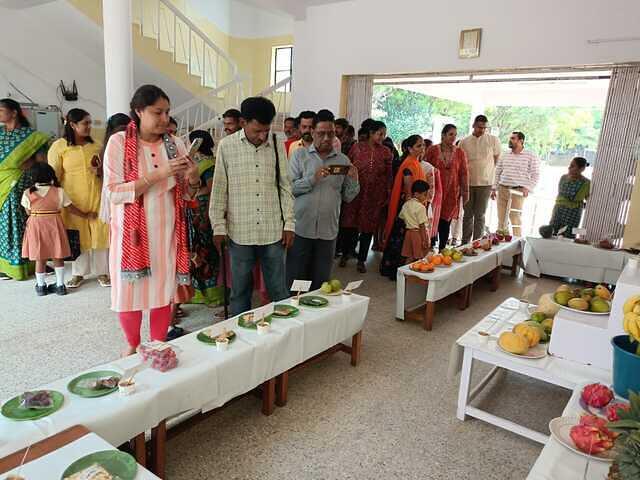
[{"xmin": 209, "ymin": 97, "xmax": 295, "ymax": 316}]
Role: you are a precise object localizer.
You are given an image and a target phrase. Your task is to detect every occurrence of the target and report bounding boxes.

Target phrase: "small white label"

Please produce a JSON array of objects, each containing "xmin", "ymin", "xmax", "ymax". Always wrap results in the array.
[
  {"xmin": 521, "ymin": 283, "xmax": 537, "ymax": 301},
  {"xmin": 290, "ymin": 280, "xmax": 312, "ymax": 292},
  {"xmin": 345, "ymin": 280, "xmax": 363, "ymax": 292},
  {"xmin": 255, "ymin": 302, "xmax": 275, "ymax": 320},
  {"xmin": 557, "ymin": 226, "xmax": 567, "ymax": 235},
  {"xmin": 573, "ymin": 228, "xmax": 587, "ymax": 235}
]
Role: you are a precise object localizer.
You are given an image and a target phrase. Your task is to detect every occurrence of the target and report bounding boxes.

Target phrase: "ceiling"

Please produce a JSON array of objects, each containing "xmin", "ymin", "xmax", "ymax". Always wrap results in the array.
[{"xmin": 238, "ymin": 0, "xmax": 349, "ymax": 19}]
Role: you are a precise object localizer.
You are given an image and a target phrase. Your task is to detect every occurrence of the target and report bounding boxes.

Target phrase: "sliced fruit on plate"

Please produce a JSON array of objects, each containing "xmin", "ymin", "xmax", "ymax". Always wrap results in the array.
[{"xmin": 581, "ymin": 383, "xmax": 614, "ymax": 408}]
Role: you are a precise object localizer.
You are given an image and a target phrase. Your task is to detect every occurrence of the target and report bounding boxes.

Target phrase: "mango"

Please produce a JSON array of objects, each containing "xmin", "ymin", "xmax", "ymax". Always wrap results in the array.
[
  {"xmin": 581, "ymin": 288, "xmax": 595, "ymax": 298},
  {"xmin": 513, "ymin": 323, "xmax": 541, "ymax": 347},
  {"xmin": 554, "ymin": 291, "xmax": 572, "ymax": 306},
  {"xmin": 498, "ymin": 332, "xmax": 529, "ymax": 355},
  {"xmin": 568, "ymin": 298, "xmax": 590, "ymax": 311},
  {"xmin": 556, "ymin": 284, "xmax": 572, "ymax": 293},
  {"xmin": 590, "ymin": 298, "xmax": 611, "ymax": 313},
  {"xmin": 320, "ymin": 282, "xmax": 332, "ymax": 294},
  {"xmin": 530, "ymin": 312, "xmax": 547, "ymax": 323},
  {"xmin": 329, "ymin": 279, "xmax": 342, "ymax": 292},
  {"xmin": 541, "ymin": 318, "xmax": 554, "ymax": 335},
  {"xmin": 523, "ymin": 320, "xmax": 548, "ymax": 342},
  {"xmin": 595, "ymin": 285, "xmax": 611, "ymax": 300}
]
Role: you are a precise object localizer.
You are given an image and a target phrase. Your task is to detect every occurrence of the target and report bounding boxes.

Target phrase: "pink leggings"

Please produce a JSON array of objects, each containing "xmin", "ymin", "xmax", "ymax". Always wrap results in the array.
[{"xmin": 118, "ymin": 305, "xmax": 172, "ymax": 348}]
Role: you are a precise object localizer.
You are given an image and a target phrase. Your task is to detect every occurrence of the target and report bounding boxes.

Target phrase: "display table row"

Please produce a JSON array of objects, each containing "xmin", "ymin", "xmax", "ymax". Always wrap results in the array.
[
  {"xmin": 523, "ymin": 236, "xmax": 637, "ymax": 284},
  {"xmin": 396, "ymin": 238, "xmax": 523, "ymax": 330},
  {"xmin": 0, "ymin": 293, "xmax": 370, "ymax": 476}
]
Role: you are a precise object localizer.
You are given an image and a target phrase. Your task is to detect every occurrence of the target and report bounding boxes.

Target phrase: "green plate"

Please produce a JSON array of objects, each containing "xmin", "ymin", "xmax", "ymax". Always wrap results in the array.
[
  {"xmin": 67, "ymin": 371, "xmax": 121, "ymax": 398},
  {"xmin": 238, "ymin": 313, "xmax": 272, "ymax": 329},
  {"xmin": 272, "ymin": 304, "xmax": 300, "ymax": 318},
  {"xmin": 1, "ymin": 390, "xmax": 64, "ymax": 421},
  {"xmin": 61, "ymin": 450, "xmax": 137, "ymax": 480},
  {"xmin": 299, "ymin": 295, "xmax": 329, "ymax": 308},
  {"xmin": 197, "ymin": 330, "xmax": 237, "ymax": 345}
]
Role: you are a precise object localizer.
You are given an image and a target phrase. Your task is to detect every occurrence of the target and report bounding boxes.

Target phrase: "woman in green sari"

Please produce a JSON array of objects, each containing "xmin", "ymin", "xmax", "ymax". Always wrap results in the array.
[
  {"xmin": 550, "ymin": 156, "xmax": 591, "ymax": 238},
  {"xmin": 0, "ymin": 99, "xmax": 50, "ymax": 280}
]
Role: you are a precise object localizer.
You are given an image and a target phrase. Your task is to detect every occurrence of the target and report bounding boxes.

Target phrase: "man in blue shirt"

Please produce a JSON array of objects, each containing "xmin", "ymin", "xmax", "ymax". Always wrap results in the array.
[{"xmin": 286, "ymin": 110, "xmax": 360, "ymax": 290}]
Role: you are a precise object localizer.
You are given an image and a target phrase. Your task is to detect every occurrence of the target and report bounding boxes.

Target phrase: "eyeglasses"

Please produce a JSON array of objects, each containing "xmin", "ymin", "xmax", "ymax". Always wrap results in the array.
[{"xmin": 315, "ymin": 131, "xmax": 336, "ymax": 138}]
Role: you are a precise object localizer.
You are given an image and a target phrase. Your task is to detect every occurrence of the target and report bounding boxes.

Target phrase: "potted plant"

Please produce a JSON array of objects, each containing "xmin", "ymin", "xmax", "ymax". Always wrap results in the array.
[
  {"xmin": 607, "ymin": 391, "xmax": 640, "ymax": 479},
  {"xmin": 611, "ymin": 296, "xmax": 640, "ymax": 399}
]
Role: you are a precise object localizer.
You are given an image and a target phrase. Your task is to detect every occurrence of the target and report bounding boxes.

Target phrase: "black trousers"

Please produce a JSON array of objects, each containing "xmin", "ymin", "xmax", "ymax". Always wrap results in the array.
[
  {"xmin": 341, "ymin": 228, "xmax": 373, "ymax": 263},
  {"xmin": 286, "ymin": 235, "xmax": 337, "ymax": 291},
  {"xmin": 437, "ymin": 219, "xmax": 451, "ymax": 251}
]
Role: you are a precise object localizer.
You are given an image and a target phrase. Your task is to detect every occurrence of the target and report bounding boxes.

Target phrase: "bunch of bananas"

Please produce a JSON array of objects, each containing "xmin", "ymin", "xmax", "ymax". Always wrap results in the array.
[{"xmin": 623, "ymin": 295, "xmax": 640, "ymax": 344}]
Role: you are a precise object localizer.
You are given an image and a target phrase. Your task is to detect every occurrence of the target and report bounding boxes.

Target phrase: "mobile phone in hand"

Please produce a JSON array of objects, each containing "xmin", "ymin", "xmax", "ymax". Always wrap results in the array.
[{"xmin": 187, "ymin": 137, "xmax": 203, "ymax": 158}]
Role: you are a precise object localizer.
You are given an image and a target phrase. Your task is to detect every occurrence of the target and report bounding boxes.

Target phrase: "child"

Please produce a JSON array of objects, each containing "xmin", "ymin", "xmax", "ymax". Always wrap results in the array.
[
  {"xmin": 21, "ymin": 163, "xmax": 82, "ymax": 296},
  {"xmin": 399, "ymin": 180, "xmax": 431, "ymax": 263}
]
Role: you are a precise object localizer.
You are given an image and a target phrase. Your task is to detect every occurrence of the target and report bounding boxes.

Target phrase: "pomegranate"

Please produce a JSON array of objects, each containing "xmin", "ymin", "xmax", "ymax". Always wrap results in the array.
[
  {"xmin": 581, "ymin": 383, "xmax": 614, "ymax": 408},
  {"xmin": 570, "ymin": 423, "xmax": 615, "ymax": 454},
  {"xmin": 605, "ymin": 402, "xmax": 631, "ymax": 422}
]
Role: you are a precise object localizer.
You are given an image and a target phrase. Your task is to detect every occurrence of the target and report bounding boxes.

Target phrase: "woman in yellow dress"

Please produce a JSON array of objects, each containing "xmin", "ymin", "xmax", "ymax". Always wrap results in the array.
[{"xmin": 48, "ymin": 108, "xmax": 110, "ymax": 288}]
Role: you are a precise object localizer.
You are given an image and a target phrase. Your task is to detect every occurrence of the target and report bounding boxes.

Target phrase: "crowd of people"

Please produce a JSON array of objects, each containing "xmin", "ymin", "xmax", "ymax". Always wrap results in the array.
[{"xmin": 0, "ymin": 87, "xmax": 592, "ymax": 353}]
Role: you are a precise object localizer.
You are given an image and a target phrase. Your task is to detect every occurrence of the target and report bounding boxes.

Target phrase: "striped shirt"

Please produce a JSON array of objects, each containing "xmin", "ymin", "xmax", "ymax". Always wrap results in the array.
[
  {"xmin": 209, "ymin": 129, "xmax": 295, "ymax": 246},
  {"xmin": 493, "ymin": 149, "xmax": 540, "ymax": 191}
]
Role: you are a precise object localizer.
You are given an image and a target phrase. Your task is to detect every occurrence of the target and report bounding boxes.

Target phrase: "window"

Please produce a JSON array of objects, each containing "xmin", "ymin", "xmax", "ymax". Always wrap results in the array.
[{"xmin": 272, "ymin": 45, "xmax": 293, "ymax": 92}]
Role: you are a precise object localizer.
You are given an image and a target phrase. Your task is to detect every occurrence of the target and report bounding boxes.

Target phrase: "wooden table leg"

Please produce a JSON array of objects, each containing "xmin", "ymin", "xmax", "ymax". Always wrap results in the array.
[
  {"xmin": 132, "ymin": 433, "xmax": 146, "ymax": 468},
  {"xmin": 262, "ymin": 378, "xmax": 276, "ymax": 416},
  {"xmin": 511, "ymin": 253, "xmax": 521, "ymax": 277},
  {"xmin": 151, "ymin": 420, "xmax": 166, "ymax": 479},
  {"xmin": 275, "ymin": 371, "xmax": 289, "ymax": 407},
  {"xmin": 466, "ymin": 284, "xmax": 473, "ymax": 309},
  {"xmin": 458, "ymin": 286, "xmax": 471, "ymax": 311},
  {"xmin": 490, "ymin": 267, "xmax": 501, "ymax": 292},
  {"xmin": 424, "ymin": 301, "xmax": 435, "ymax": 331},
  {"xmin": 350, "ymin": 331, "xmax": 362, "ymax": 366}
]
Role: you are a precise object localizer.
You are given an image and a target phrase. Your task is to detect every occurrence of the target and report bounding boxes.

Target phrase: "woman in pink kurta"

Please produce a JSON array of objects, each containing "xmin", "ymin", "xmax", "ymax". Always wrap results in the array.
[
  {"xmin": 103, "ymin": 85, "xmax": 199, "ymax": 354},
  {"xmin": 426, "ymin": 124, "xmax": 469, "ymax": 250}
]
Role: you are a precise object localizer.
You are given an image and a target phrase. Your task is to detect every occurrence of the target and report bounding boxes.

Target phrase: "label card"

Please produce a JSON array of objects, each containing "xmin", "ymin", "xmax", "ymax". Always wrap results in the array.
[
  {"xmin": 557, "ymin": 226, "xmax": 567, "ymax": 235},
  {"xmin": 345, "ymin": 280, "xmax": 363, "ymax": 292},
  {"xmin": 255, "ymin": 302, "xmax": 275, "ymax": 321},
  {"xmin": 573, "ymin": 227, "xmax": 587, "ymax": 236},
  {"xmin": 521, "ymin": 283, "xmax": 538, "ymax": 301},
  {"xmin": 290, "ymin": 280, "xmax": 312, "ymax": 292}
]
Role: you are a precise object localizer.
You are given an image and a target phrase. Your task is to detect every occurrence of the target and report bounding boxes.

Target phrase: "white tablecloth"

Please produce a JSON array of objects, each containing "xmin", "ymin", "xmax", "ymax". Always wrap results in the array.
[
  {"xmin": 396, "ymin": 238, "xmax": 523, "ymax": 318},
  {"xmin": 447, "ymin": 298, "xmax": 611, "ymax": 387},
  {"xmin": 523, "ymin": 237, "xmax": 633, "ymax": 284},
  {"xmin": 1, "ymin": 432, "xmax": 159, "ymax": 479},
  {"xmin": 527, "ymin": 386, "xmax": 610, "ymax": 480},
  {"xmin": 0, "ymin": 294, "xmax": 369, "ymax": 457}
]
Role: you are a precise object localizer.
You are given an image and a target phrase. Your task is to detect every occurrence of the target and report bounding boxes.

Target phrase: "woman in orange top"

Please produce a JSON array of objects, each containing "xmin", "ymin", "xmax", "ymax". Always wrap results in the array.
[
  {"xmin": 380, "ymin": 135, "xmax": 426, "ymax": 279},
  {"xmin": 426, "ymin": 124, "xmax": 469, "ymax": 250}
]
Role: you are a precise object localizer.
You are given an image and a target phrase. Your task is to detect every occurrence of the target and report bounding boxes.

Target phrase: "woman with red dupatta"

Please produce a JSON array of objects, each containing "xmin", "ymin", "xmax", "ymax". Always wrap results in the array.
[
  {"xmin": 426, "ymin": 124, "xmax": 469, "ymax": 250},
  {"xmin": 103, "ymin": 85, "xmax": 200, "ymax": 355},
  {"xmin": 380, "ymin": 135, "xmax": 426, "ymax": 279}
]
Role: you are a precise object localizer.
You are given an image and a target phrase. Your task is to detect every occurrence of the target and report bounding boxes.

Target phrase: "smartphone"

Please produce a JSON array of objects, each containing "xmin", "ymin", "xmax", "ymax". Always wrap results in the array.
[
  {"xmin": 328, "ymin": 165, "xmax": 350, "ymax": 175},
  {"xmin": 187, "ymin": 137, "xmax": 203, "ymax": 158}
]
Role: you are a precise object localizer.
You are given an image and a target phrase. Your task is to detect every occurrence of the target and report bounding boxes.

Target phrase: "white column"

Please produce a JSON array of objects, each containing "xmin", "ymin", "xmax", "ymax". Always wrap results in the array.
[{"xmin": 102, "ymin": 0, "xmax": 134, "ymax": 117}]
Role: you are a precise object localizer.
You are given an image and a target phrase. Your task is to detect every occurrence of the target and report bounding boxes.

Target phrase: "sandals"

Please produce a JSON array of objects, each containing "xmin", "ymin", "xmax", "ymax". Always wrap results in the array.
[
  {"xmin": 66, "ymin": 276, "xmax": 84, "ymax": 288},
  {"xmin": 175, "ymin": 306, "xmax": 188, "ymax": 319},
  {"xmin": 97, "ymin": 275, "xmax": 111, "ymax": 287}
]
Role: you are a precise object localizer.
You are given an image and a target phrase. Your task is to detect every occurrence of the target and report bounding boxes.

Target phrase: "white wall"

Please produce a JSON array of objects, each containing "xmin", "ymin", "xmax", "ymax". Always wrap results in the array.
[{"xmin": 292, "ymin": 0, "xmax": 640, "ymax": 113}]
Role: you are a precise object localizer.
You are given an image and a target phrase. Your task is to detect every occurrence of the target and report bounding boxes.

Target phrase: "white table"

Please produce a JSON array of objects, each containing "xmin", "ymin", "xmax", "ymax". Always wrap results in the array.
[
  {"xmin": 0, "ymin": 293, "xmax": 369, "ymax": 459},
  {"xmin": 1, "ymin": 431, "xmax": 158, "ymax": 479},
  {"xmin": 396, "ymin": 238, "xmax": 523, "ymax": 330},
  {"xmin": 527, "ymin": 385, "xmax": 610, "ymax": 480},
  {"xmin": 524, "ymin": 237, "xmax": 634, "ymax": 284},
  {"xmin": 450, "ymin": 298, "xmax": 611, "ymax": 444}
]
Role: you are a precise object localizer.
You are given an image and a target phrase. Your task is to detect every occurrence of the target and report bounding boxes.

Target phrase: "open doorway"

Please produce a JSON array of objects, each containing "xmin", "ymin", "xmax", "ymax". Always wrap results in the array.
[{"xmin": 371, "ymin": 70, "xmax": 610, "ymax": 237}]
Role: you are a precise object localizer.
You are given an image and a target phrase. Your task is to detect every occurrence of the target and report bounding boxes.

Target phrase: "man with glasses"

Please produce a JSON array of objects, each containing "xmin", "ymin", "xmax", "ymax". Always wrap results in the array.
[
  {"xmin": 459, "ymin": 114, "xmax": 501, "ymax": 243},
  {"xmin": 288, "ymin": 110, "xmax": 341, "ymax": 158},
  {"xmin": 286, "ymin": 109, "xmax": 359, "ymax": 290},
  {"xmin": 491, "ymin": 131, "xmax": 540, "ymax": 237}
]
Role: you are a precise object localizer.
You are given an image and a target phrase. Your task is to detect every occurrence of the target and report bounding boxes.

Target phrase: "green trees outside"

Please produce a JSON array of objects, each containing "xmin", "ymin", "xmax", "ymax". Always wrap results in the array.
[{"xmin": 372, "ymin": 85, "xmax": 603, "ymax": 163}]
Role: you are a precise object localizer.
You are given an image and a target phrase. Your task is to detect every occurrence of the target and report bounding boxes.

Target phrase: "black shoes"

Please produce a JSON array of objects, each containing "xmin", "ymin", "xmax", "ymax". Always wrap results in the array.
[
  {"xmin": 38, "ymin": 283, "xmax": 67, "ymax": 296},
  {"xmin": 55, "ymin": 284, "xmax": 67, "ymax": 296},
  {"xmin": 35, "ymin": 284, "xmax": 48, "ymax": 296}
]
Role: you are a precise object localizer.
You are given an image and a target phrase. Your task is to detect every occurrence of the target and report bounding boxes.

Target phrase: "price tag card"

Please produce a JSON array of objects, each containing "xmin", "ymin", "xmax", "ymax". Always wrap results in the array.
[
  {"xmin": 557, "ymin": 226, "xmax": 567, "ymax": 235},
  {"xmin": 255, "ymin": 302, "xmax": 275, "ymax": 320},
  {"xmin": 521, "ymin": 283, "xmax": 538, "ymax": 301},
  {"xmin": 345, "ymin": 280, "xmax": 363, "ymax": 292},
  {"xmin": 290, "ymin": 280, "xmax": 312, "ymax": 292},
  {"xmin": 573, "ymin": 227, "xmax": 587, "ymax": 236}
]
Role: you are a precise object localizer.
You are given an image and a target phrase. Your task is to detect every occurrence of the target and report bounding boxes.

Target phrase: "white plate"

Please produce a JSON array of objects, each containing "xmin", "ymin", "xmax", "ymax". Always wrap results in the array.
[
  {"xmin": 496, "ymin": 342, "xmax": 547, "ymax": 359},
  {"xmin": 552, "ymin": 299, "xmax": 611, "ymax": 316},
  {"xmin": 549, "ymin": 417, "xmax": 616, "ymax": 462}
]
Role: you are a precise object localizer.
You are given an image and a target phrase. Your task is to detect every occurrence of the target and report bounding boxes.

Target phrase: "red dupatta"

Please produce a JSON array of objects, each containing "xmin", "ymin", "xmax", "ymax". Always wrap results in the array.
[{"xmin": 381, "ymin": 155, "xmax": 426, "ymax": 248}]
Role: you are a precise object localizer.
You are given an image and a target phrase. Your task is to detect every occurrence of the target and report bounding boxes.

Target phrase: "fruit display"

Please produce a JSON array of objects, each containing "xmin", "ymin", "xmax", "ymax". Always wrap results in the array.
[
  {"xmin": 552, "ymin": 284, "xmax": 611, "ymax": 313},
  {"xmin": 320, "ymin": 279, "xmax": 342, "ymax": 294},
  {"xmin": 461, "ymin": 247, "xmax": 477, "ymax": 257},
  {"xmin": 512, "ymin": 323, "xmax": 541, "ymax": 347},
  {"xmin": 606, "ymin": 402, "xmax": 632, "ymax": 422},
  {"xmin": 498, "ymin": 331, "xmax": 529, "ymax": 355},
  {"xmin": 409, "ymin": 260, "xmax": 434, "ymax": 273},
  {"xmin": 570, "ymin": 414, "xmax": 616, "ymax": 454},
  {"xmin": 139, "ymin": 341, "xmax": 178, "ymax": 372},
  {"xmin": 599, "ymin": 239, "xmax": 615, "ymax": 249},
  {"xmin": 607, "ymin": 391, "xmax": 640, "ymax": 479},
  {"xmin": 622, "ymin": 295, "xmax": 640, "ymax": 354},
  {"xmin": 582, "ymin": 383, "xmax": 615, "ymax": 408},
  {"xmin": 525, "ymin": 309, "xmax": 554, "ymax": 340},
  {"xmin": 534, "ymin": 293, "xmax": 561, "ymax": 319}
]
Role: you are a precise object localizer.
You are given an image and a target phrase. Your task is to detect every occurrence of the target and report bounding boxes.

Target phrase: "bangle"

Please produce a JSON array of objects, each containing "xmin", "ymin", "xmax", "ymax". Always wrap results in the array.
[{"xmin": 142, "ymin": 176, "xmax": 151, "ymax": 187}]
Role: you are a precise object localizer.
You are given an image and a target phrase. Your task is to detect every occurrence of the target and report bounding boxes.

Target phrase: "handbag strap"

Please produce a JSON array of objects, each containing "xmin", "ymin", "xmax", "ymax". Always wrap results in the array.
[{"xmin": 273, "ymin": 133, "xmax": 284, "ymax": 225}]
